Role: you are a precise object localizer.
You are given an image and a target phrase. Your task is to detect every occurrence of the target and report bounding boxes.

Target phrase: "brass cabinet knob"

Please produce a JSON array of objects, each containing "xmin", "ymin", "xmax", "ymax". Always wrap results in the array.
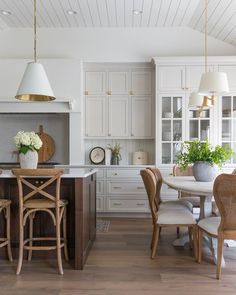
[
  {"xmin": 129, "ymin": 91, "xmax": 133, "ymax": 95},
  {"xmin": 107, "ymin": 91, "xmax": 111, "ymax": 95},
  {"xmin": 84, "ymin": 91, "xmax": 88, "ymax": 95}
]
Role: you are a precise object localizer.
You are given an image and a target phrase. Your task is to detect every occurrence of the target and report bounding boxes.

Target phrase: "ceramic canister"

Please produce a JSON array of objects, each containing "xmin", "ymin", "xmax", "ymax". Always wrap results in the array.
[{"xmin": 133, "ymin": 151, "xmax": 148, "ymax": 165}]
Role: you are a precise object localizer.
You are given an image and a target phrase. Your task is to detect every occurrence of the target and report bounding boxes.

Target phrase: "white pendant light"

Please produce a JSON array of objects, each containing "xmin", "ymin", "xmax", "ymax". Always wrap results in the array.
[
  {"xmin": 15, "ymin": 0, "xmax": 55, "ymax": 101},
  {"xmin": 198, "ymin": 0, "xmax": 229, "ymax": 106},
  {"xmin": 188, "ymin": 91, "xmax": 203, "ymax": 108}
]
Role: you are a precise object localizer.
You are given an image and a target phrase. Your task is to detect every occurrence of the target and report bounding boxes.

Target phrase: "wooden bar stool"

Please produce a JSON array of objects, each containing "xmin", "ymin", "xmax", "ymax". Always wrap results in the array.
[
  {"xmin": 12, "ymin": 168, "xmax": 69, "ymax": 275},
  {"xmin": 0, "ymin": 199, "xmax": 13, "ymax": 262}
]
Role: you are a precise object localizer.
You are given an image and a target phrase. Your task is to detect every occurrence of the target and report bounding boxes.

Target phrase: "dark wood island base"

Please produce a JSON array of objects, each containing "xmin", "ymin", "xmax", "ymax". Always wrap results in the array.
[{"xmin": 0, "ymin": 169, "xmax": 97, "ymax": 270}]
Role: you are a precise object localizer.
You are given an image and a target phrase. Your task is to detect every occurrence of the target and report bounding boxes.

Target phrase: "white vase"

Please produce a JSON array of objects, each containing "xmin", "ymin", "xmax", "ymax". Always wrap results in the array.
[
  {"xmin": 192, "ymin": 161, "xmax": 218, "ymax": 182},
  {"xmin": 19, "ymin": 150, "xmax": 38, "ymax": 169}
]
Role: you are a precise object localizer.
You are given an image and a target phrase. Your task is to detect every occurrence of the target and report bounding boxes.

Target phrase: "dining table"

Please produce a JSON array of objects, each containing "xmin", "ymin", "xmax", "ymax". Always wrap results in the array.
[{"xmin": 163, "ymin": 175, "xmax": 236, "ymax": 266}]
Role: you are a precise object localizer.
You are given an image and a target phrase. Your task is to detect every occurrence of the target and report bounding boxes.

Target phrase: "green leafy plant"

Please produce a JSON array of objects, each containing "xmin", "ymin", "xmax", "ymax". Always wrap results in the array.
[
  {"xmin": 107, "ymin": 142, "xmax": 122, "ymax": 158},
  {"xmin": 176, "ymin": 140, "xmax": 233, "ymax": 170}
]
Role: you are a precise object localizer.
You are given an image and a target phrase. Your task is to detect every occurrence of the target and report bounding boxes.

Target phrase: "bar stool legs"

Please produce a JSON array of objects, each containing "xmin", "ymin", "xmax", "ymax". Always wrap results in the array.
[{"xmin": 0, "ymin": 200, "xmax": 13, "ymax": 262}]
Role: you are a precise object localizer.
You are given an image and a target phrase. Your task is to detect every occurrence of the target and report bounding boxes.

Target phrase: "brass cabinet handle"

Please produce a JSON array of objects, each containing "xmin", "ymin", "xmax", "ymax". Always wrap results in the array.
[
  {"xmin": 129, "ymin": 91, "xmax": 133, "ymax": 95},
  {"xmin": 113, "ymin": 186, "xmax": 121, "ymax": 189},
  {"xmin": 137, "ymin": 187, "xmax": 144, "ymax": 189},
  {"xmin": 113, "ymin": 202, "xmax": 122, "ymax": 206},
  {"xmin": 137, "ymin": 203, "xmax": 145, "ymax": 206},
  {"xmin": 107, "ymin": 91, "xmax": 111, "ymax": 95}
]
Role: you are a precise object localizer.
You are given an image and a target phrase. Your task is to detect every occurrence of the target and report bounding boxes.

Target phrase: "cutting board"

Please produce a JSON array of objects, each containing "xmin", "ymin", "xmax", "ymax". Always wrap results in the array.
[{"xmin": 37, "ymin": 125, "xmax": 55, "ymax": 163}]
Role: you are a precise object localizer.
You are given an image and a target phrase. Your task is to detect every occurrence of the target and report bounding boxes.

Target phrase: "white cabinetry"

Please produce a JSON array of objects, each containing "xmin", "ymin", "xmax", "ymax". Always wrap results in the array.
[
  {"xmin": 108, "ymin": 96, "xmax": 129, "ymax": 137},
  {"xmin": 158, "ymin": 65, "xmax": 213, "ymax": 92},
  {"xmin": 153, "ymin": 56, "xmax": 236, "ymax": 167},
  {"xmin": 84, "ymin": 64, "xmax": 154, "ymax": 139},
  {"xmin": 85, "ymin": 96, "xmax": 106, "ymax": 137},
  {"xmin": 131, "ymin": 96, "xmax": 152, "ymax": 137},
  {"xmin": 95, "ymin": 167, "xmax": 150, "ymax": 213},
  {"xmin": 218, "ymin": 65, "xmax": 236, "ymax": 91}
]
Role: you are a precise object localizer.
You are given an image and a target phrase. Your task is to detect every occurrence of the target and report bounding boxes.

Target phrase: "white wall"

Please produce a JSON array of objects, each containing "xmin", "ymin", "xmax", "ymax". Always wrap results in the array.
[{"xmin": 0, "ymin": 27, "xmax": 235, "ymax": 60}]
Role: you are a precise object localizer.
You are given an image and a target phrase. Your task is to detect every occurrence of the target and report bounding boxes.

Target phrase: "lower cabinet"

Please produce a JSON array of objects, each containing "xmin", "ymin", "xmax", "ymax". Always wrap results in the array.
[{"xmin": 96, "ymin": 167, "xmax": 150, "ymax": 213}]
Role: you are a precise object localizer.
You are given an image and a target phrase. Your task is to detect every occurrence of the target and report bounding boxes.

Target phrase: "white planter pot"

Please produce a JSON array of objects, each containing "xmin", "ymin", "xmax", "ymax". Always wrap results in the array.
[
  {"xmin": 192, "ymin": 161, "xmax": 218, "ymax": 182},
  {"xmin": 19, "ymin": 150, "xmax": 38, "ymax": 169}
]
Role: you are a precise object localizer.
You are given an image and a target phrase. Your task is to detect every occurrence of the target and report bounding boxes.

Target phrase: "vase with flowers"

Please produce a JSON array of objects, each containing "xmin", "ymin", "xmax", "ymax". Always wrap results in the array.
[
  {"xmin": 107, "ymin": 142, "xmax": 122, "ymax": 165},
  {"xmin": 14, "ymin": 131, "xmax": 43, "ymax": 169}
]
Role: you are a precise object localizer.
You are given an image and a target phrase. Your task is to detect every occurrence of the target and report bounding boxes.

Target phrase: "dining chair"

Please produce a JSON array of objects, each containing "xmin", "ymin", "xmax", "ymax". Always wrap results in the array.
[
  {"xmin": 140, "ymin": 168, "xmax": 197, "ymax": 260},
  {"xmin": 12, "ymin": 168, "xmax": 69, "ymax": 275},
  {"xmin": 212, "ymin": 169, "xmax": 236, "ymax": 217},
  {"xmin": 173, "ymin": 165, "xmax": 200, "ymax": 209},
  {"xmin": 0, "ymin": 169, "xmax": 12, "ymax": 262},
  {"xmin": 198, "ymin": 173, "xmax": 236, "ymax": 279}
]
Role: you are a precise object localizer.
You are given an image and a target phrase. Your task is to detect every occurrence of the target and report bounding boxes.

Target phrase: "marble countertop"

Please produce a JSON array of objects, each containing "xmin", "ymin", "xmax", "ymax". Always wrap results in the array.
[
  {"xmin": 56, "ymin": 164, "xmax": 155, "ymax": 168},
  {"xmin": 0, "ymin": 168, "xmax": 98, "ymax": 178}
]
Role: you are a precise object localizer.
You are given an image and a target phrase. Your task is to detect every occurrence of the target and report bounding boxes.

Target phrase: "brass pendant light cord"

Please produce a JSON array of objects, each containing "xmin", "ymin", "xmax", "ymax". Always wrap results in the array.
[
  {"xmin": 34, "ymin": 0, "xmax": 37, "ymax": 63},
  {"xmin": 204, "ymin": 0, "xmax": 207, "ymax": 73}
]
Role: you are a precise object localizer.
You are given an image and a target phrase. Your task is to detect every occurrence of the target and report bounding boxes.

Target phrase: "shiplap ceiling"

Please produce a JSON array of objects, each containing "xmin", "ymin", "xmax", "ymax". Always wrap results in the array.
[{"xmin": 0, "ymin": 0, "xmax": 235, "ymax": 46}]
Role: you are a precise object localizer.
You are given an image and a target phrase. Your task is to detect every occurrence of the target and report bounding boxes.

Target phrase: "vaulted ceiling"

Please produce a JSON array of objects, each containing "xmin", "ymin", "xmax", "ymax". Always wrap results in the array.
[{"xmin": 0, "ymin": 0, "xmax": 235, "ymax": 46}]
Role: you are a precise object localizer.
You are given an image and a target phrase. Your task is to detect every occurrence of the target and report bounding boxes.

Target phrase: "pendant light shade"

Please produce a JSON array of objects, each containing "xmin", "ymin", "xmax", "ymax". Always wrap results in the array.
[
  {"xmin": 198, "ymin": 72, "xmax": 229, "ymax": 96},
  {"xmin": 196, "ymin": 0, "xmax": 229, "ymax": 107},
  {"xmin": 188, "ymin": 91, "xmax": 203, "ymax": 108},
  {"xmin": 16, "ymin": 62, "xmax": 55, "ymax": 101},
  {"xmin": 15, "ymin": 0, "xmax": 55, "ymax": 102}
]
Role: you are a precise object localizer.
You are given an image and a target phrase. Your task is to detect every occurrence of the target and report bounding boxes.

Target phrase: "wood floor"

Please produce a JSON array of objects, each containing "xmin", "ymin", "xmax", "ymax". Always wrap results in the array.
[{"xmin": 0, "ymin": 218, "xmax": 236, "ymax": 295}]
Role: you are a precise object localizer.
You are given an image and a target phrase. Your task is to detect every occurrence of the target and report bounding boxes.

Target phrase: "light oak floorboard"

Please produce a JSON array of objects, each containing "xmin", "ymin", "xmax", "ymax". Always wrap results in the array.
[{"xmin": 0, "ymin": 218, "xmax": 236, "ymax": 294}]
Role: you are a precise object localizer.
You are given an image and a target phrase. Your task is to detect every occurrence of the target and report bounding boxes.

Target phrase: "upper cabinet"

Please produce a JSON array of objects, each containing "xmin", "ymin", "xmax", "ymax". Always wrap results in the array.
[
  {"xmin": 108, "ymin": 71, "xmax": 129, "ymax": 95},
  {"xmin": 84, "ymin": 71, "xmax": 106, "ymax": 95},
  {"xmin": 84, "ymin": 64, "xmax": 154, "ymax": 139},
  {"xmin": 131, "ymin": 71, "xmax": 152, "ymax": 95},
  {"xmin": 218, "ymin": 65, "xmax": 236, "ymax": 91},
  {"xmin": 158, "ymin": 64, "xmax": 213, "ymax": 92}
]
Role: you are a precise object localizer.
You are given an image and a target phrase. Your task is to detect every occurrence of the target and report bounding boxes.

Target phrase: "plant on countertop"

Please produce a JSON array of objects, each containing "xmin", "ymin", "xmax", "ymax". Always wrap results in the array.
[
  {"xmin": 176, "ymin": 140, "xmax": 233, "ymax": 170},
  {"xmin": 14, "ymin": 131, "xmax": 42, "ymax": 154},
  {"xmin": 107, "ymin": 142, "xmax": 122, "ymax": 158}
]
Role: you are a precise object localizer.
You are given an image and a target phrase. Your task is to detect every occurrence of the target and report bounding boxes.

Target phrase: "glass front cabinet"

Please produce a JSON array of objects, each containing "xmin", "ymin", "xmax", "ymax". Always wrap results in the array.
[
  {"xmin": 157, "ymin": 93, "xmax": 214, "ymax": 165},
  {"xmin": 220, "ymin": 95, "xmax": 236, "ymax": 165}
]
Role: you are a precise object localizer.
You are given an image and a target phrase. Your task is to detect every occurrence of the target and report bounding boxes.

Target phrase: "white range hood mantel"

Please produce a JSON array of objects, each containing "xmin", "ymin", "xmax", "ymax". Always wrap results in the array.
[{"xmin": 0, "ymin": 98, "xmax": 76, "ymax": 113}]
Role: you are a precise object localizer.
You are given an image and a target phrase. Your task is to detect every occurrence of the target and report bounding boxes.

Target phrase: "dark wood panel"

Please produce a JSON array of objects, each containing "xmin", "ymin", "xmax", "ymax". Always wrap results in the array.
[{"xmin": 0, "ymin": 174, "xmax": 96, "ymax": 270}]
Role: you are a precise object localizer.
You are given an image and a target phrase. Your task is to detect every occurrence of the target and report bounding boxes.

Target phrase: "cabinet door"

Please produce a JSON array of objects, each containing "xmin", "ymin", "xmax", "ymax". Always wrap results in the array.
[
  {"xmin": 186, "ymin": 65, "xmax": 214, "ymax": 91},
  {"xmin": 219, "ymin": 65, "xmax": 236, "ymax": 91},
  {"xmin": 85, "ymin": 96, "xmax": 106, "ymax": 137},
  {"xmin": 108, "ymin": 97, "xmax": 129, "ymax": 137},
  {"xmin": 84, "ymin": 71, "xmax": 106, "ymax": 95},
  {"xmin": 108, "ymin": 71, "xmax": 129, "ymax": 95},
  {"xmin": 221, "ymin": 95, "xmax": 236, "ymax": 164},
  {"xmin": 160, "ymin": 95, "xmax": 184, "ymax": 164},
  {"xmin": 158, "ymin": 66, "xmax": 185, "ymax": 91},
  {"xmin": 131, "ymin": 70, "xmax": 152, "ymax": 95},
  {"xmin": 131, "ymin": 96, "xmax": 152, "ymax": 137}
]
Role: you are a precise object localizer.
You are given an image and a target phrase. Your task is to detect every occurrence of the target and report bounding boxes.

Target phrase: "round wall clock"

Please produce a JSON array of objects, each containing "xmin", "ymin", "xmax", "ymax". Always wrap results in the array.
[{"xmin": 89, "ymin": 147, "xmax": 105, "ymax": 164}]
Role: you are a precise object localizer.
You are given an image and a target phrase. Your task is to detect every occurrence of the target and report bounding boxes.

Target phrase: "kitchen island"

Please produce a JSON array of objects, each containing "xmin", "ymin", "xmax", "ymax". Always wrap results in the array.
[{"xmin": 0, "ymin": 168, "xmax": 97, "ymax": 270}]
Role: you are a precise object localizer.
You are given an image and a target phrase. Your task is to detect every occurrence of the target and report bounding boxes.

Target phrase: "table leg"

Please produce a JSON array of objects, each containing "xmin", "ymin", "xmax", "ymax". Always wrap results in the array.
[{"xmin": 199, "ymin": 195, "xmax": 212, "ymax": 219}]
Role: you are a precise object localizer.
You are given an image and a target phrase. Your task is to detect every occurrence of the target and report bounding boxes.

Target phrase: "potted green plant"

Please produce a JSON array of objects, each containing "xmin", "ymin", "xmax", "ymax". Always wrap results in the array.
[
  {"xmin": 176, "ymin": 140, "xmax": 233, "ymax": 181},
  {"xmin": 107, "ymin": 142, "xmax": 122, "ymax": 165}
]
